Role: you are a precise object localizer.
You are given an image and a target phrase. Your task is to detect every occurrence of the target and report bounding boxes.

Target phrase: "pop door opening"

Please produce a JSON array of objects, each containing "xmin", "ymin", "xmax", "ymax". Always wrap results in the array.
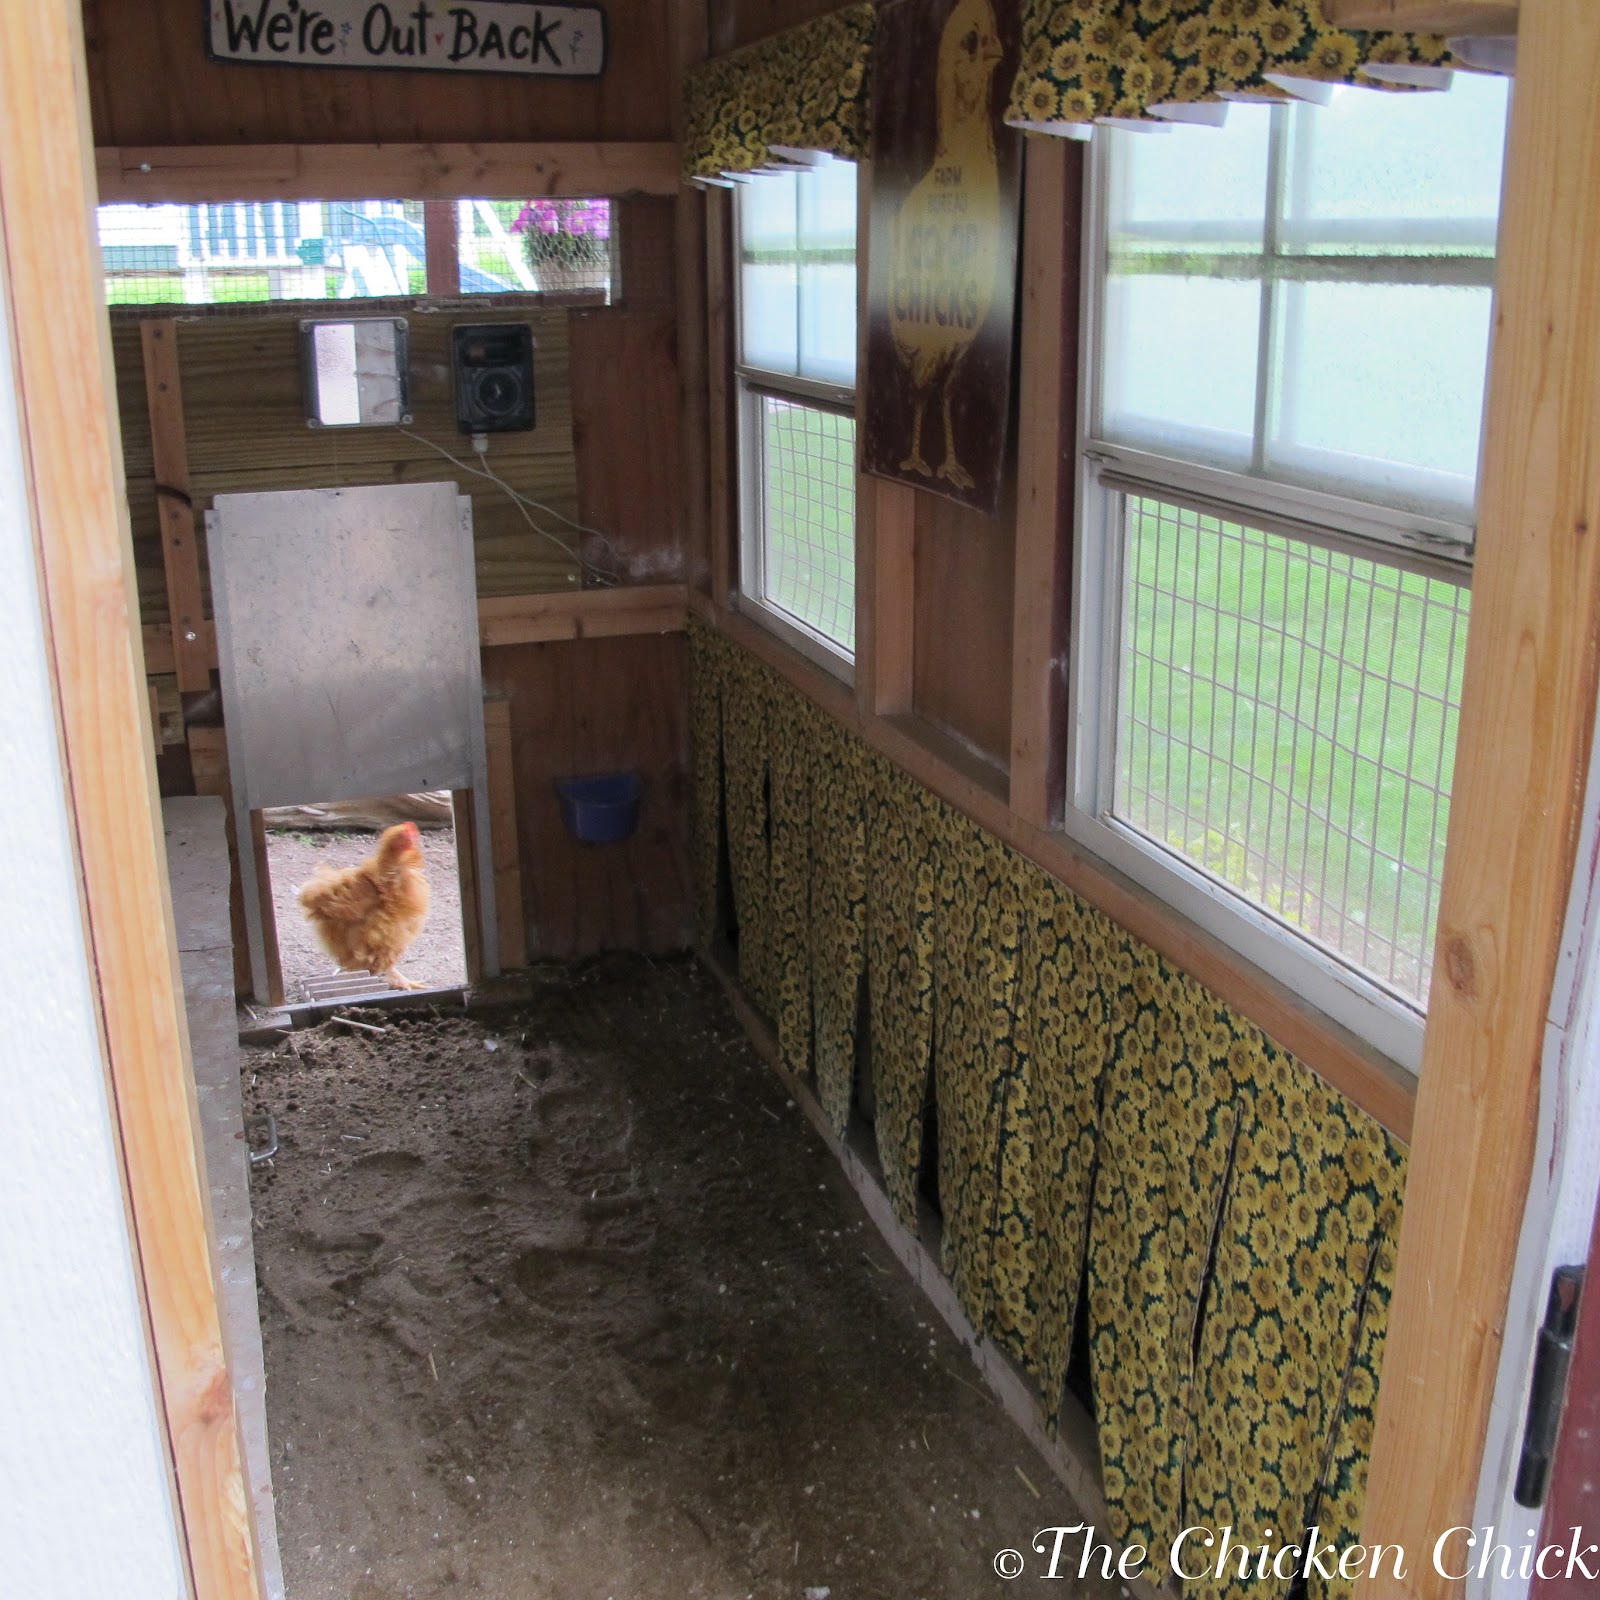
[
  {"xmin": 208, "ymin": 481, "xmax": 500, "ymax": 1001},
  {"xmin": 261, "ymin": 791, "xmax": 471, "ymax": 1004}
]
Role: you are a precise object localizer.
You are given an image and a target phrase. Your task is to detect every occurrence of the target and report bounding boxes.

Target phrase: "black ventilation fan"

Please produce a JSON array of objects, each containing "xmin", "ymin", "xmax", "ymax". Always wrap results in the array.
[{"xmin": 453, "ymin": 323, "xmax": 536, "ymax": 433}]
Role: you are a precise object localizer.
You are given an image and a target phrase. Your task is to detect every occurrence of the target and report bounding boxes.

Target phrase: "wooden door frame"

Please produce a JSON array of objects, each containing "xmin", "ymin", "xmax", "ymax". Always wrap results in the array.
[{"xmin": 0, "ymin": 2, "xmax": 263, "ymax": 1596}]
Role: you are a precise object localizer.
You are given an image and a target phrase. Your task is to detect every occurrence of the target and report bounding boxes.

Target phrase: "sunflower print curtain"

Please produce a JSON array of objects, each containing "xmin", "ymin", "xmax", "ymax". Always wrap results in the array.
[
  {"xmin": 682, "ymin": 4, "xmax": 876, "ymax": 182},
  {"xmin": 1005, "ymin": 0, "xmax": 1460, "ymax": 135},
  {"xmin": 686, "ymin": 620, "xmax": 1409, "ymax": 1599}
]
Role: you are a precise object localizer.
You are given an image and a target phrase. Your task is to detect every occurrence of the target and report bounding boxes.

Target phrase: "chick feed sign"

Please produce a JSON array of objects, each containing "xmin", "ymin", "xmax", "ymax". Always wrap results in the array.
[
  {"xmin": 208, "ymin": 0, "xmax": 606, "ymax": 77},
  {"xmin": 864, "ymin": 0, "xmax": 1021, "ymax": 516}
]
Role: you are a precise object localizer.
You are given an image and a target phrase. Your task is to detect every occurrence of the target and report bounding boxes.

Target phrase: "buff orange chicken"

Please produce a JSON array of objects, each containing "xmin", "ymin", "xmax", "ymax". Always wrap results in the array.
[{"xmin": 296, "ymin": 821, "xmax": 431, "ymax": 991}]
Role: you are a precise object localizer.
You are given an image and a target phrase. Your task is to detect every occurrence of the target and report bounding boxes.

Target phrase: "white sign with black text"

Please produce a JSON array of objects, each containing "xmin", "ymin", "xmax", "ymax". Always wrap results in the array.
[{"xmin": 207, "ymin": 0, "xmax": 605, "ymax": 77}]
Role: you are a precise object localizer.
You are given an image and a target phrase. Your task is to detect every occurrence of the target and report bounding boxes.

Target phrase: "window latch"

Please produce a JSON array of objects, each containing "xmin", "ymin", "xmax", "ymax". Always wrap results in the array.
[{"xmin": 1514, "ymin": 1264, "xmax": 1586, "ymax": 1508}]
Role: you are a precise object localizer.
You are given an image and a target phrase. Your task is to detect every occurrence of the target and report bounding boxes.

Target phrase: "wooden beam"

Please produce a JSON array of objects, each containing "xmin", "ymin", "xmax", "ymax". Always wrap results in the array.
[
  {"xmin": 1008, "ymin": 137, "xmax": 1079, "ymax": 828},
  {"xmin": 144, "ymin": 619, "xmax": 216, "ymax": 676},
  {"xmin": 143, "ymin": 587, "xmax": 685, "ymax": 672},
  {"xmin": 853, "ymin": 162, "xmax": 880, "ymax": 714},
  {"xmin": 705, "ymin": 191, "xmax": 735, "ymax": 607},
  {"xmin": 692, "ymin": 590, "xmax": 1415, "ymax": 1140},
  {"xmin": 451, "ymin": 789, "xmax": 485, "ymax": 985},
  {"xmin": 1359, "ymin": 3, "xmax": 1600, "ymax": 1590},
  {"xmin": 188, "ymin": 728, "xmax": 253, "ymax": 1000},
  {"xmin": 1322, "ymin": 0, "xmax": 1518, "ymax": 30},
  {"xmin": 482, "ymin": 698, "xmax": 527, "ymax": 970},
  {"xmin": 141, "ymin": 319, "xmax": 211, "ymax": 693},
  {"xmin": 671, "ymin": 0, "xmax": 711, "ymax": 598},
  {"xmin": 422, "ymin": 199, "xmax": 460, "ymax": 296},
  {"xmin": 476, "ymin": 582, "xmax": 688, "ymax": 647},
  {"xmin": 95, "ymin": 141, "xmax": 683, "ymax": 204},
  {"xmin": 871, "ymin": 479, "xmax": 917, "ymax": 716},
  {"xmin": 0, "ymin": 0, "xmax": 263, "ymax": 1593}
]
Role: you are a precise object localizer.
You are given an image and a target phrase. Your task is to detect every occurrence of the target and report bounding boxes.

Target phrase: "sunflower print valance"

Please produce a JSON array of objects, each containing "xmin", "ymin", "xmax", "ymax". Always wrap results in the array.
[
  {"xmin": 682, "ymin": 4, "xmax": 876, "ymax": 183},
  {"xmin": 1004, "ymin": 0, "xmax": 1479, "ymax": 137}
]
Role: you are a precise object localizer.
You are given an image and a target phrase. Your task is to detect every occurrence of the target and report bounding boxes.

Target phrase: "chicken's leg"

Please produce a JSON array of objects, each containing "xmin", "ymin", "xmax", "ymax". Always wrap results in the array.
[
  {"xmin": 935, "ymin": 372, "xmax": 976, "ymax": 492},
  {"xmin": 900, "ymin": 392, "xmax": 934, "ymax": 478},
  {"xmin": 384, "ymin": 967, "xmax": 428, "ymax": 991}
]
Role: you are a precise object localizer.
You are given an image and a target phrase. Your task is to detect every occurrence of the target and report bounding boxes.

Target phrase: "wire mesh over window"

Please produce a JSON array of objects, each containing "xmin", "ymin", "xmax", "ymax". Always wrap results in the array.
[
  {"xmin": 97, "ymin": 201, "xmax": 429, "ymax": 305},
  {"xmin": 1113, "ymin": 494, "xmax": 1470, "ymax": 1006},
  {"xmin": 458, "ymin": 199, "xmax": 614, "ymax": 299},
  {"xmin": 755, "ymin": 396, "xmax": 856, "ymax": 654}
]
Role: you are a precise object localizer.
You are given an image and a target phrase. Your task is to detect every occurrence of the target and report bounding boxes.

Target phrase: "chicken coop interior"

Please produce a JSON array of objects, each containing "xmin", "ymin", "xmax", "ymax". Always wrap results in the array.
[{"xmin": 14, "ymin": 0, "xmax": 1600, "ymax": 1596}]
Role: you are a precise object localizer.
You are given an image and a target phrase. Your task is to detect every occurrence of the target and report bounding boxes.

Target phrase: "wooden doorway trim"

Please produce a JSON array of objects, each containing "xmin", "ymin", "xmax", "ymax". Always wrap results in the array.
[
  {"xmin": 1359, "ymin": 4, "xmax": 1600, "ymax": 1592},
  {"xmin": 0, "ymin": 2, "xmax": 263, "ymax": 1597}
]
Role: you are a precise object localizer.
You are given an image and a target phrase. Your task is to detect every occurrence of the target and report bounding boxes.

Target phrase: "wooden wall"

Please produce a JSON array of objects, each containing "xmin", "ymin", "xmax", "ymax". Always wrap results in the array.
[
  {"xmin": 912, "ymin": 483, "xmax": 1016, "ymax": 770},
  {"xmin": 708, "ymin": 0, "xmax": 845, "ymax": 54},
  {"xmin": 482, "ymin": 632, "xmax": 691, "ymax": 956},
  {"xmin": 115, "ymin": 306, "xmax": 585, "ymax": 621},
  {"xmin": 82, "ymin": 0, "xmax": 675, "ymax": 144},
  {"xmin": 118, "ymin": 198, "xmax": 683, "ymax": 620}
]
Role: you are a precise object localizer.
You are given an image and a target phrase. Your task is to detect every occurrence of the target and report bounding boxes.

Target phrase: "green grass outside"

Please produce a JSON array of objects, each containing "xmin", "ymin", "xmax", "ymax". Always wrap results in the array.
[
  {"xmin": 1119, "ymin": 498, "xmax": 1469, "ymax": 998},
  {"xmin": 761, "ymin": 403, "xmax": 856, "ymax": 652}
]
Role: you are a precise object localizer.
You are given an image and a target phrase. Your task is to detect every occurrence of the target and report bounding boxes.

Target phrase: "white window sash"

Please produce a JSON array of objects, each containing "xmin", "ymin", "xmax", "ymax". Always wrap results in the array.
[{"xmin": 1066, "ymin": 128, "xmax": 1485, "ymax": 1075}]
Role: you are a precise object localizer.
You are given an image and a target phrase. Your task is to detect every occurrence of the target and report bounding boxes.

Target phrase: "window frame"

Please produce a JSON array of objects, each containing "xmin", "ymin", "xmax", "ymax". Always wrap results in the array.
[
  {"xmin": 1066, "ymin": 113, "xmax": 1486, "ymax": 1078},
  {"xmin": 730, "ymin": 165, "xmax": 861, "ymax": 680}
]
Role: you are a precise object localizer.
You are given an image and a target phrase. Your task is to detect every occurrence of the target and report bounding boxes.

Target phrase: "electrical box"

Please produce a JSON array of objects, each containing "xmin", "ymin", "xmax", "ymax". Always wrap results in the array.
[{"xmin": 452, "ymin": 323, "xmax": 536, "ymax": 434}]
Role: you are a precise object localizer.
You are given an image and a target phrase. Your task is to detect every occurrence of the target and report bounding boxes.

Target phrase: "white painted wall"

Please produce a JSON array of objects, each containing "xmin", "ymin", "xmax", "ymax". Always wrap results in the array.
[{"xmin": 0, "ymin": 264, "xmax": 189, "ymax": 1590}]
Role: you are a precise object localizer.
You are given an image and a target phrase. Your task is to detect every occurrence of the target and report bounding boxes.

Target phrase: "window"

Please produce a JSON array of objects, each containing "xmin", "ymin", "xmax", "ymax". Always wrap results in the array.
[
  {"xmin": 735, "ymin": 160, "xmax": 859, "ymax": 669},
  {"xmin": 1074, "ymin": 74, "xmax": 1510, "ymax": 1070},
  {"xmin": 97, "ymin": 197, "xmax": 614, "ymax": 306}
]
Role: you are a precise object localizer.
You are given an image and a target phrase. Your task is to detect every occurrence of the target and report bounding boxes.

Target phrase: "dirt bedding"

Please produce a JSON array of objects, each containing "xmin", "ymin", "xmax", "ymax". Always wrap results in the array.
[
  {"xmin": 245, "ymin": 957, "xmax": 1117, "ymax": 1600},
  {"xmin": 265, "ymin": 828, "xmax": 467, "ymax": 999}
]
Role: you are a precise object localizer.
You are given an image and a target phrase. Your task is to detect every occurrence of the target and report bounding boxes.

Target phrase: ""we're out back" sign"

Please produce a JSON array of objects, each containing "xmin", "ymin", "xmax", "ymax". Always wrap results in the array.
[{"xmin": 207, "ymin": 0, "xmax": 606, "ymax": 78}]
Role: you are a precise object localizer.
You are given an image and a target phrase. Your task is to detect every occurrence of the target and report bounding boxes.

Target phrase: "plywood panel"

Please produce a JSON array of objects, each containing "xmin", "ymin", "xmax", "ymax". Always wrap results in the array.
[
  {"xmin": 83, "ymin": 0, "xmax": 674, "ymax": 145},
  {"xmin": 481, "ymin": 632, "xmax": 691, "ymax": 958},
  {"xmin": 569, "ymin": 308, "xmax": 685, "ymax": 582},
  {"xmin": 912, "ymin": 484, "xmax": 1015, "ymax": 769},
  {"xmin": 117, "ymin": 307, "xmax": 586, "ymax": 620}
]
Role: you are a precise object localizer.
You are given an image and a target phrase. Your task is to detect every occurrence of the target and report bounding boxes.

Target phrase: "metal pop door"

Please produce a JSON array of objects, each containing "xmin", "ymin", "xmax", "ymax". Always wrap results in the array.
[{"xmin": 208, "ymin": 482, "xmax": 499, "ymax": 997}]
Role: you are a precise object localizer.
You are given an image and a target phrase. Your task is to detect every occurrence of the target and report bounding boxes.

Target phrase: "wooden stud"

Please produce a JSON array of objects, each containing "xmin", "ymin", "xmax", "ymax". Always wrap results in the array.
[
  {"xmin": 871, "ymin": 479, "xmax": 917, "ymax": 716},
  {"xmin": 671, "ymin": 0, "xmax": 712, "ymax": 597},
  {"xmin": 706, "ymin": 191, "xmax": 735, "ymax": 607},
  {"xmin": 247, "ymin": 811, "xmax": 283, "ymax": 1009},
  {"xmin": 422, "ymin": 199, "xmax": 460, "ymax": 297},
  {"xmin": 141, "ymin": 319, "xmax": 211, "ymax": 693},
  {"xmin": 452, "ymin": 789, "xmax": 485, "ymax": 984},
  {"xmin": 853, "ymin": 162, "xmax": 880, "ymax": 714},
  {"xmin": 1323, "ymin": 0, "xmax": 1519, "ymax": 30},
  {"xmin": 1009, "ymin": 137, "xmax": 1081, "ymax": 828},
  {"xmin": 1360, "ymin": 3, "xmax": 1600, "ymax": 1588},
  {"xmin": 188, "ymin": 727, "xmax": 253, "ymax": 1000},
  {"xmin": 482, "ymin": 698, "xmax": 527, "ymax": 970},
  {"xmin": 0, "ymin": 0, "xmax": 264, "ymax": 1592},
  {"xmin": 475, "ymin": 583, "xmax": 688, "ymax": 647},
  {"xmin": 95, "ymin": 141, "xmax": 682, "ymax": 204}
]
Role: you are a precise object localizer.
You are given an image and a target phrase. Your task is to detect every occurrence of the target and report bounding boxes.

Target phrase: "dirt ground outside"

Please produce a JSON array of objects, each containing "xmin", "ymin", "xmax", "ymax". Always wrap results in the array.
[
  {"xmin": 245, "ymin": 957, "xmax": 1121, "ymax": 1600},
  {"xmin": 265, "ymin": 827, "xmax": 468, "ymax": 999}
]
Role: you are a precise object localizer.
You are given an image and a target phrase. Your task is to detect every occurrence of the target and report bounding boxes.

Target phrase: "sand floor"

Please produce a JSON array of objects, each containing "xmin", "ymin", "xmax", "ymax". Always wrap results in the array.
[{"xmin": 244, "ymin": 956, "xmax": 1119, "ymax": 1600}]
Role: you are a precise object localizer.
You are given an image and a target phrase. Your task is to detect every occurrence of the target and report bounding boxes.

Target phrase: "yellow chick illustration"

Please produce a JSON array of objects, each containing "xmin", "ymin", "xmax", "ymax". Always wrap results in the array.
[{"xmin": 887, "ymin": 0, "xmax": 1005, "ymax": 491}]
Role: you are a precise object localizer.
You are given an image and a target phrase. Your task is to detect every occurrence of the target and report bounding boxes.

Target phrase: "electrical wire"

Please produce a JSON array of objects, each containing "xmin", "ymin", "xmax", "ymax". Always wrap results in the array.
[{"xmin": 398, "ymin": 426, "xmax": 622, "ymax": 586}]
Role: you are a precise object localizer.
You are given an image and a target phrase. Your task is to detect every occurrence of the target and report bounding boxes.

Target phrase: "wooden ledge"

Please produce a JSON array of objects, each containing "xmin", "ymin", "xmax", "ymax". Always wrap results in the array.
[
  {"xmin": 1322, "ymin": 0, "xmax": 1518, "ymax": 32},
  {"xmin": 691, "ymin": 591, "xmax": 1416, "ymax": 1141},
  {"xmin": 142, "ymin": 583, "xmax": 688, "ymax": 674},
  {"xmin": 96, "ymin": 141, "xmax": 682, "ymax": 204}
]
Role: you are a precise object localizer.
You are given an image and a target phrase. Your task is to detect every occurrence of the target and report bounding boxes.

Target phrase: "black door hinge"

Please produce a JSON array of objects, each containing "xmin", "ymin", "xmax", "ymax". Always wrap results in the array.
[{"xmin": 1515, "ymin": 1265, "xmax": 1586, "ymax": 1509}]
